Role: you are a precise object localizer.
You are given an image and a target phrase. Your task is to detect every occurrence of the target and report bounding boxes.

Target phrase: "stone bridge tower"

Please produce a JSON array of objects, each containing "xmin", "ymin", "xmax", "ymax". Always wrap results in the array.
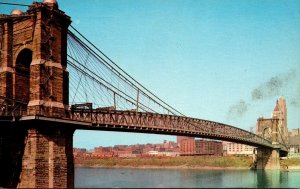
[
  {"xmin": 254, "ymin": 97, "xmax": 288, "ymax": 169},
  {"xmin": 0, "ymin": 0, "xmax": 70, "ymax": 116},
  {"xmin": 0, "ymin": 0, "xmax": 74, "ymax": 188}
]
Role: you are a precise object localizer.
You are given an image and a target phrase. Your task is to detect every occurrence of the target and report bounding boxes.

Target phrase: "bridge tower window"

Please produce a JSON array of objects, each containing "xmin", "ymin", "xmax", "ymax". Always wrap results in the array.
[{"xmin": 15, "ymin": 48, "xmax": 32, "ymax": 103}]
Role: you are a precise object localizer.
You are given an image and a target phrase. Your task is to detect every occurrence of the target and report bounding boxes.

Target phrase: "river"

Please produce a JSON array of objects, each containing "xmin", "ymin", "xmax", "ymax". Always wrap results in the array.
[{"xmin": 75, "ymin": 167, "xmax": 300, "ymax": 188}]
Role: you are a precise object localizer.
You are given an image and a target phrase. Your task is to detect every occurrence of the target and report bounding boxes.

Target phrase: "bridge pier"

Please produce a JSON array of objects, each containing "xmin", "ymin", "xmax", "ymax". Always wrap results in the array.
[
  {"xmin": 0, "ymin": 124, "xmax": 27, "ymax": 188},
  {"xmin": 0, "ymin": 0, "xmax": 74, "ymax": 188},
  {"xmin": 18, "ymin": 125, "xmax": 75, "ymax": 188},
  {"xmin": 0, "ymin": 122, "xmax": 75, "ymax": 188},
  {"xmin": 254, "ymin": 148, "xmax": 280, "ymax": 170}
]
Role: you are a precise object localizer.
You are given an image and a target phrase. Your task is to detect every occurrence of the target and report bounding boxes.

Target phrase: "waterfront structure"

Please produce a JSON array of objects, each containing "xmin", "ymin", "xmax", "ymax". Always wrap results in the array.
[
  {"xmin": 94, "ymin": 147, "xmax": 114, "ymax": 157},
  {"xmin": 0, "ymin": 1, "xmax": 289, "ymax": 188},
  {"xmin": 195, "ymin": 140, "xmax": 223, "ymax": 156},
  {"xmin": 146, "ymin": 150, "xmax": 179, "ymax": 157},
  {"xmin": 73, "ymin": 148, "xmax": 87, "ymax": 157},
  {"xmin": 179, "ymin": 137, "xmax": 196, "ymax": 155},
  {"xmin": 80, "ymin": 140, "xmax": 180, "ymax": 158},
  {"xmin": 177, "ymin": 136, "xmax": 192, "ymax": 146},
  {"xmin": 223, "ymin": 141, "xmax": 254, "ymax": 156},
  {"xmin": 178, "ymin": 137, "xmax": 223, "ymax": 156},
  {"xmin": 288, "ymin": 129, "xmax": 300, "ymax": 155}
]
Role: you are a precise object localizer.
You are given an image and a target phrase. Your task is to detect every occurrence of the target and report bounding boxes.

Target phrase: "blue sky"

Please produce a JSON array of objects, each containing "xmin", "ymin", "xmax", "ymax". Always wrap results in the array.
[{"xmin": 2, "ymin": 0, "xmax": 300, "ymax": 149}]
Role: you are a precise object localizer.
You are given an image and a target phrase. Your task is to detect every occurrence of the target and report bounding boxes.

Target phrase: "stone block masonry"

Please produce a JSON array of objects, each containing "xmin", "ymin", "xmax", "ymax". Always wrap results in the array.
[
  {"xmin": 255, "ymin": 148, "xmax": 280, "ymax": 169},
  {"xmin": 0, "ymin": 125, "xmax": 27, "ymax": 188},
  {"xmin": 0, "ymin": 122, "xmax": 75, "ymax": 188},
  {"xmin": 0, "ymin": 0, "xmax": 73, "ymax": 188},
  {"xmin": 18, "ymin": 125, "xmax": 75, "ymax": 188}
]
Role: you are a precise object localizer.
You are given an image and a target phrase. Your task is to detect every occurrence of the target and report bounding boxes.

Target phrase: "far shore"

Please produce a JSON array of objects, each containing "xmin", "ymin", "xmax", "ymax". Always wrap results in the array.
[
  {"xmin": 75, "ymin": 164, "xmax": 250, "ymax": 170},
  {"xmin": 75, "ymin": 164, "xmax": 300, "ymax": 171},
  {"xmin": 74, "ymin": 156, "xmax": 300, "ymax": 171}
]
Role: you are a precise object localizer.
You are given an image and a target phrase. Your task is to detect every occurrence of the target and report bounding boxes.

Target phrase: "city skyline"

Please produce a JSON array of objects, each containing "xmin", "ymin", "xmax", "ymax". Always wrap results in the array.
[{"xmin": 2, "ymin": 0, "xmax": 300, "ymax": 149}]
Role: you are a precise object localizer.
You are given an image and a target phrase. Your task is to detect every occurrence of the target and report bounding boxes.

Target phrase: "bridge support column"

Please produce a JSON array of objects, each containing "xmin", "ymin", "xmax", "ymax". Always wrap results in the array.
[
  {"xmin": 255, "ymin": 148, "xmax": 280, "ymax": 169},
  {"xmin": 0, "ymin": 125, "xmax": 26, "ymax": 188},
  {"xmin": 18, "ymin": 126, "xmax": 75, "ymax": 188}
]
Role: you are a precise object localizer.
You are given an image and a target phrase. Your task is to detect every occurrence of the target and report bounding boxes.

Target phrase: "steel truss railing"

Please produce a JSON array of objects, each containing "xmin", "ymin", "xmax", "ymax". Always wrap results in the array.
[
  {"xmin": 70, "ymin": 108, "xmax": 277, "ymax": 149},
  {"xmin": 0, "ymin": 95, "xmax": 287, "ymax": 150}
]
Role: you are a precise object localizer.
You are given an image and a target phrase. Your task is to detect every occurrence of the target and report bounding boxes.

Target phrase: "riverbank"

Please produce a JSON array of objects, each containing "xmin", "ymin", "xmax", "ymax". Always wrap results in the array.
[
  {"xmin": 75, "ymin": 156, "xmax": 253, "ymax": 169},
  {"xmin": 75, "ymin": 164, "xmax": 250, "ymax": 170},
  {"xmin": 280, "ymin": 157, "xmax": 300, "ymax": 170},
  {"xmin": 75, "ymin": 156, "xmax": 300, "ymax": 170}
]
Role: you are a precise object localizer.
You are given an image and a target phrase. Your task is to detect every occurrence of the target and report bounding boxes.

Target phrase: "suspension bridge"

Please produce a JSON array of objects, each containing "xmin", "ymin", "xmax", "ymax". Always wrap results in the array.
[{"xmin": 0, "ymin": 0, "xmax": 289, "ymax": 188}]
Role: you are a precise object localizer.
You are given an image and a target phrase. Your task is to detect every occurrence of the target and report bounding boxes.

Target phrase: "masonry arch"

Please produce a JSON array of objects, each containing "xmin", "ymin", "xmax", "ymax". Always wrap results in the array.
[
  {"xmin": 262, "ymin": 127, "xmax": 272, "ymax": 141},
  {"xmin": 15, "ymin": 48, "xmax": 32, "ymax": 103}
]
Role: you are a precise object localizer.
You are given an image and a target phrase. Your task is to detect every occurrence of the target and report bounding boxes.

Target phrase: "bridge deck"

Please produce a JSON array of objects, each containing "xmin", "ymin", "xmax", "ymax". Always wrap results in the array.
[{"xmin": 2, "ymin": 108, "xmax": 284, "ymax": 152}]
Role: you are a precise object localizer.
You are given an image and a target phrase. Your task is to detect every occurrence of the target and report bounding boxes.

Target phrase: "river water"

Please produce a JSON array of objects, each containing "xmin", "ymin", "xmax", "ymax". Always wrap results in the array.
[{"xmin": 75, "ymin": 167, "xmax": 300, "ymax": 188}]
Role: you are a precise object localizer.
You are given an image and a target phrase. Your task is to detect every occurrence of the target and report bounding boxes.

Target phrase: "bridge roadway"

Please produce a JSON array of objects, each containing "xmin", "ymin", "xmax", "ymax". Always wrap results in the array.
[{"xmin": 15, "ymin": 108, "xmax": 287, "ymax": 152}]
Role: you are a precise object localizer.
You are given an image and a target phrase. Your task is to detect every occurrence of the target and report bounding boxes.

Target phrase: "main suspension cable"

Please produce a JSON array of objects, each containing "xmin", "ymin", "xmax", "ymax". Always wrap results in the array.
[
  {"xmin": 0, "ymin": 2, "xmax": 30, "ymax": 7},
  {"xmin": 68, "ymin": 25, "xmax": 184, "ymax": 116}
]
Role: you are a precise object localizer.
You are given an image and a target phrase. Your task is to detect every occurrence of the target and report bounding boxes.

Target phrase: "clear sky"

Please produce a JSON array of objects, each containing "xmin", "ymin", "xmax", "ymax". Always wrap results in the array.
[{"xmin": 2, "ymin": 0, "xmax": 300, "ymax": 149}]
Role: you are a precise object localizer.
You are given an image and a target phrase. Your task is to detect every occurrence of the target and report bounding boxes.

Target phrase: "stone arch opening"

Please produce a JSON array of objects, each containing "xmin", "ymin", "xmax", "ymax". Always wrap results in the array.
[
  {"xmin": 262, "ymin": 127, "xmax": 272, "ymax": 141},
  {"xmin": 15, "ymin": 48, "xmax": 32, "ymax": 103}
]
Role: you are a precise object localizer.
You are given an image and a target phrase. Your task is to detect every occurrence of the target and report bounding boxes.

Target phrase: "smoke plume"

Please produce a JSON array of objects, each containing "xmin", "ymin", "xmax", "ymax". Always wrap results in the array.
[
  {"xmin": 226, "ymin": 68, "xmax": 299, "ymax": 120},
  {"xmin": 251, "ymin": 70, "xmax": 296, "ymax": 101},
  {"xmin": 289, "ymin": 86, "xmax": 300, "ymax": 107},
  {"xmin": 226, "ymin": 100, "xmax": 248, "ymax": 120}
]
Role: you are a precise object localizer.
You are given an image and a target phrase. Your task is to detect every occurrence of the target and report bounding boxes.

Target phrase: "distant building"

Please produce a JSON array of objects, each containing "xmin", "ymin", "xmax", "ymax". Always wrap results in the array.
[
  {"xmin": 179, "ymin": 137, "xmax": 196, "ymax": 155},
  {"xmin": 178, "ymin": 136, "xmax": 223, "ymax": 156},
  {"xmin": 114, "ymin": 150, "xmax": 135, "ymax": 158},
  {"xmin": 289, "ymin": 128, "xmax": 299, "ymax": 137},
  {"xmin": 74, "ymin": 139, "xmax": 181, "ymax": 158},
  {"xmin": 195, "ymin": 140, "xmax": 223, "ymax": 156},
  {"xmin": 177, "ymin": 136, "xmax": 193, "ymax": 147},
  {"xmin": 289, "ymin": 134, "xmax": 300, "ymax": 154},
  {"xmin": 93, "ymin": 147, "xmax": 114, "ymax": 157},
  {"xmin": 73, "ymin": 148, "xmax": 87, "ymax": 157},
  {"xmin": 223, "ymin": 142, "xmax": 254, "ymax": 156},
  {"xmin": 146, "ymin": 150, "xmax": 179, "ymax": 157},
  {"xmin": 147, "ymin": 150, "xmax": 159, "ymax": 156}
]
